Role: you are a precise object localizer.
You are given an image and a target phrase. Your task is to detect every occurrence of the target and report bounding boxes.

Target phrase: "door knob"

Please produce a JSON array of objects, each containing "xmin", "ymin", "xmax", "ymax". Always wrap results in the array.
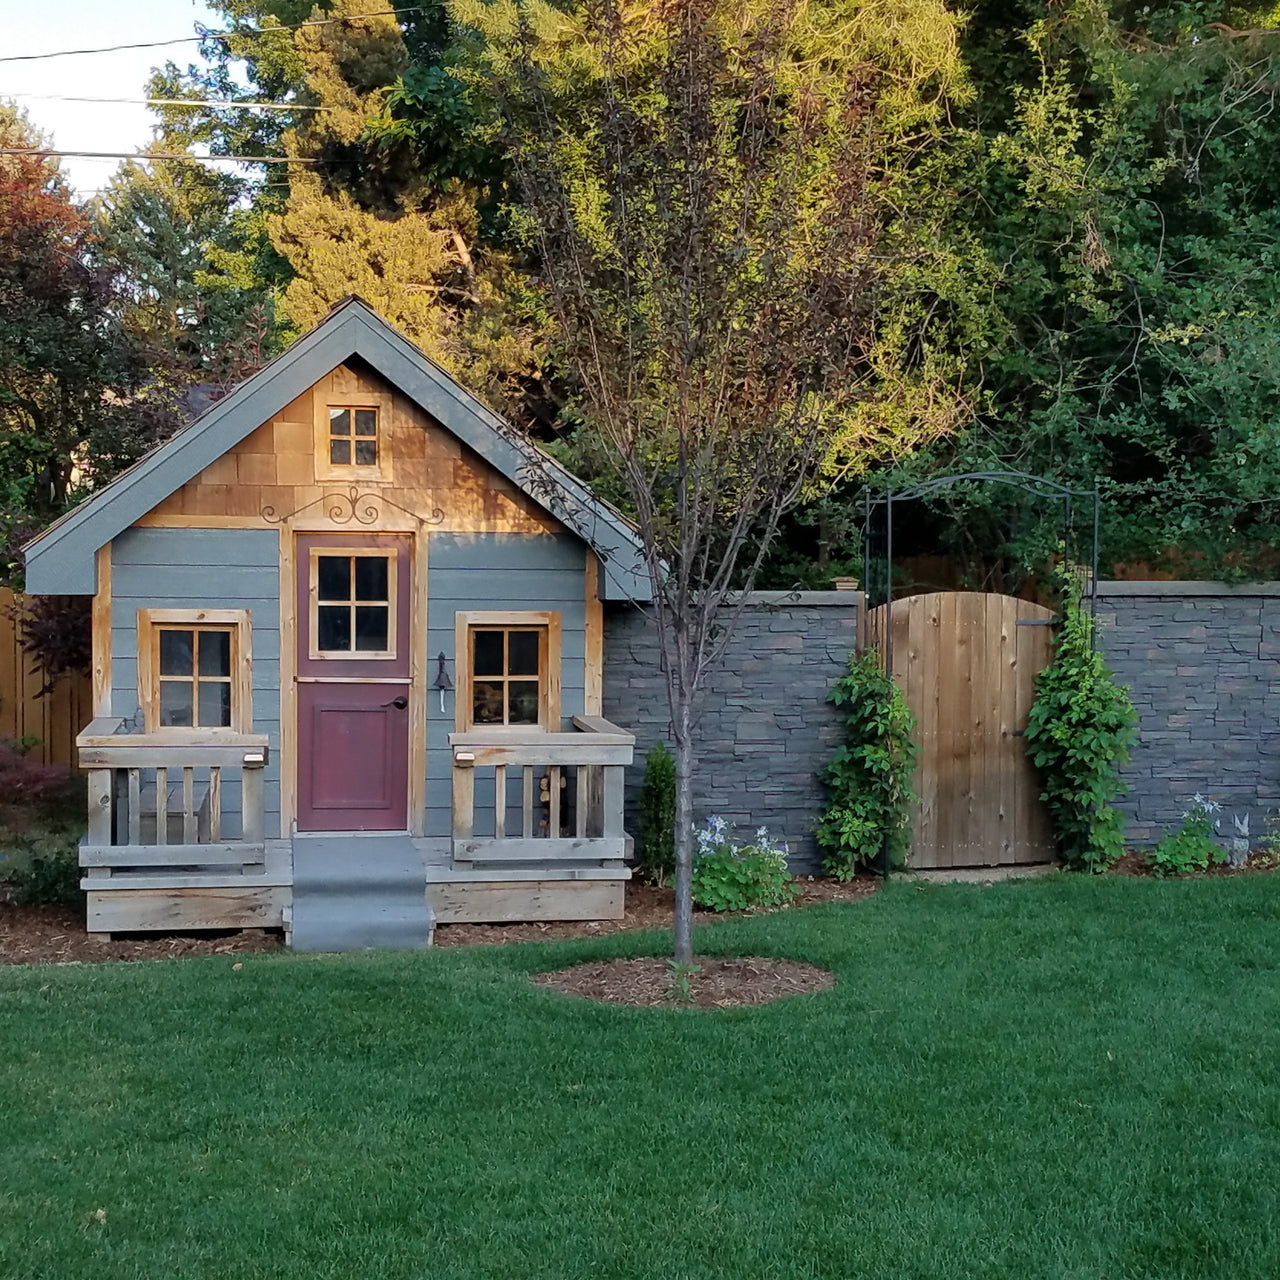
[{"xmin": 383, "ymin": 695, "xmax": 409, "ymax": 710}]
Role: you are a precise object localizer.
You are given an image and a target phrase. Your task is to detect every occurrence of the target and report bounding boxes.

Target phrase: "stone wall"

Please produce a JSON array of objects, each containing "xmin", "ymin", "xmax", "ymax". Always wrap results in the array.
[
  {"xmin": 603, "ymin": 593, "xmax": 861, "ymax": 873},
  {"xmin": 1095, "ymin": 582, "xmax": 1280, "ymax": 846},
  {"xmin": 602, "ymin": 583, "xmax": 1280, "ymax": 869}
]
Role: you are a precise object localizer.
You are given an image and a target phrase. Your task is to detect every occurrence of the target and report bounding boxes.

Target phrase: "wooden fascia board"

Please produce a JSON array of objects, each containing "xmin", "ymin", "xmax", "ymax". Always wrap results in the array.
[
  {"xmin": 24, "ymin": 297, "xmax": 652, "ymax": 602},
  {"xmin": 347, "ymin": 310, "xmax": 652, "ymax": 602},
  {"xmin": 24, "ymin": 315, "xmax": 367, "ymax": 594}
]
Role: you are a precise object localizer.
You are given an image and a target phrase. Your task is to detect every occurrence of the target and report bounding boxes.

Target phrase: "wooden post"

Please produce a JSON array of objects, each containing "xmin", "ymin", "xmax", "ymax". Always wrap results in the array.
[
  {"xmin": 602, "ymin": 765, "xmax": 625, "ymax": 839},
  {"xmin": 87, "ymin": 769, "xmax": 113, "ymax": 846},
  {"xmin": 127, "ymin": 769, "xmax": 141, "ymax": 846},
  {"xmin": 493, "ymin": 764, "xmax": 506, "ymax": 839},
  {"xmin": 242, "ymin": 761, "xmax": 265, "ymax": 845},
  {"xmin": 452, "ymin": 761, "xmax": 474, "ymax": 839},
  {"xmin": 156, "ymin": 767, "xmax": 168, "ymax": 845},
  {"xmin": 182, "ymin": 767, "xmax": 197, "ymax": 844}
]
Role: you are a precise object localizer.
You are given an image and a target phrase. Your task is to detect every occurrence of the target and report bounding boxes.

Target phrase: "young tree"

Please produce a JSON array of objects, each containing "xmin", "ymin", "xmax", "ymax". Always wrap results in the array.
[{"xmin": 463, "ymin": 0, "xmax": 977, "ymax": 961}]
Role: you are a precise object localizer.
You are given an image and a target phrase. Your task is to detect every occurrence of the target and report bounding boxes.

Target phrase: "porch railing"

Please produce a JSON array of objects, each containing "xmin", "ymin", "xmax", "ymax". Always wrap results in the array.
[
  {"xmin": 449, "ymin": 715, "xmax": 634, "ymax": 863},
  {"xmin": 76, "ymin": 717, "xmax": 270, "ymax": 879}
]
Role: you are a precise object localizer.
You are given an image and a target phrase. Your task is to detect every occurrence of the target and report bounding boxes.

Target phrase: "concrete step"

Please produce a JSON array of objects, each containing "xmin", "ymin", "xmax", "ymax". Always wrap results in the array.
[{"xmin": 290, "ymin": 835, "xmax": 434, "ymax": 952}]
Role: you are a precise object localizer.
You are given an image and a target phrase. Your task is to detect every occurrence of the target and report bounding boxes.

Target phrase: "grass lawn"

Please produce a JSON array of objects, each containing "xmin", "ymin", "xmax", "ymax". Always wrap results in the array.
[{"xmin": 4, "ymin": 874, "xmax": 1280, "ymax": 1279}]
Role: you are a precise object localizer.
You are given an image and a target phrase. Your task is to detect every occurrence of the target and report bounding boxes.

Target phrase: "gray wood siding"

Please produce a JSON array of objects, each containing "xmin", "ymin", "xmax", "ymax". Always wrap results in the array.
[
  {"xmin": 110, "ymin": 527, "xmax": 282, "ymax": 839},
  {"xmin": 424, "ymin": 532, "xmax": 587, "ymax": 838}
]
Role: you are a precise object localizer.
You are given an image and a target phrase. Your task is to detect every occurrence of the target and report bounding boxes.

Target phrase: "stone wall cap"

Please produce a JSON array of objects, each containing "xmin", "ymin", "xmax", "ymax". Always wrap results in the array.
[{"xmin": 1096, "ymin": 581, "xmax": 1280, "ymax": 598}]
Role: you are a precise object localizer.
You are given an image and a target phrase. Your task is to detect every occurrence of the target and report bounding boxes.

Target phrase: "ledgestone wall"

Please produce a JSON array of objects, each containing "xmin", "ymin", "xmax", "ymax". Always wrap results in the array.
[
  {"xmin": 1094, "ymin": 582, "xmax": 1280, "ymax": 847},
  {"xmin": 604, "ymin": 583, "xmax": 1280, "ymax": 871},
  {"xmin": 603, "ymin": 593, "xmax": 861, "ymax": 874}
]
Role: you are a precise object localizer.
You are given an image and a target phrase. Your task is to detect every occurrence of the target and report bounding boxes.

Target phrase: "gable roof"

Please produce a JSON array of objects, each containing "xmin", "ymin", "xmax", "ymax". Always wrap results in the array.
[{"xmin": 24, "ymin": 297, "xmax": 652, "ymax": 602}]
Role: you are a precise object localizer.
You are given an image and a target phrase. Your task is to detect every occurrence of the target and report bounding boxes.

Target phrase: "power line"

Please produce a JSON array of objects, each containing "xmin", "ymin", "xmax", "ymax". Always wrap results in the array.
[
  {"xmin": 0, "ymin": 148, "xmax": 316, "ymax": 164},
  {"xmin": 0, "ymin": 7, "xmax": 424, "ymax": 63},
  {"xmin": 4, "ymin": 93, "xmax": 329, "ymax": 112}
]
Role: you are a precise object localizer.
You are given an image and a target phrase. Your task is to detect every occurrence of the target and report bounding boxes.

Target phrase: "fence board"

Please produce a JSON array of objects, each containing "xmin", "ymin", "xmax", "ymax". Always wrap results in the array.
[
  {"xmin": 0, "ymin": 588, "xmax": 93, "ymax": 768},
  {"xmin": 866, "ymin": 592, "xmax": 1057, "ymax": 870}
]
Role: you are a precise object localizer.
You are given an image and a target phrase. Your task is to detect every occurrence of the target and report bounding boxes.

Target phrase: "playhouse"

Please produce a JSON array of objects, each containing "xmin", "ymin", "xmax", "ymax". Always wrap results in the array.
[{"xmin": 23, "ymin": 297, "xmax": 650, "ymax": 949}]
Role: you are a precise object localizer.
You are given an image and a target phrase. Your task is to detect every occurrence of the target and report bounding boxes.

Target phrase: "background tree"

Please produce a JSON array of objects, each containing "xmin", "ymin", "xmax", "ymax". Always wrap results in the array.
[
  {"xmin": 465, "ymin": 0, "xmax": 978, "ymax": 961},
  {"xmin": 846, "ymin": 0, "xmax": 1280, "ymax": 589}
]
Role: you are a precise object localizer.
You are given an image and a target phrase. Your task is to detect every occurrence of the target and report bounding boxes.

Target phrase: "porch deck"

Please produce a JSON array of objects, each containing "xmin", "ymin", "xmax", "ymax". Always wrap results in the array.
[{"xmin": 76, "ymin": 715, "xmax": 635, "ymax": 942}]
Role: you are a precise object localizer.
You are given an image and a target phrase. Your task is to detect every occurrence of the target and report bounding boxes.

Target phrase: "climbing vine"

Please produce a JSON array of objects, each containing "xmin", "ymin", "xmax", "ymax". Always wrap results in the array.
[
  {"xmin": 816, "ymin": 650, "xmax": 919, "ymax": 879},
  {"xmin": 1025, "ymin": 575, "xmax": 1137, "ymax": 872}
]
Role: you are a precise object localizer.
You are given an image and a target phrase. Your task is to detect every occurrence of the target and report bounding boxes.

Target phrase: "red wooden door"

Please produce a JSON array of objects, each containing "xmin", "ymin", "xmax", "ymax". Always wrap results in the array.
[{"xmin": 296, "ymin": 534, "xmax": 412, "ymax": 832}]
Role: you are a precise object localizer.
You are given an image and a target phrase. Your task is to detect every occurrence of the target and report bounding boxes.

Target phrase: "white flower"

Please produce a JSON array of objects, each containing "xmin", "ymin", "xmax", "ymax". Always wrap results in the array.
[{"xmin": 756, "ymin": 826, "xmax": 769, "ymax": 840}]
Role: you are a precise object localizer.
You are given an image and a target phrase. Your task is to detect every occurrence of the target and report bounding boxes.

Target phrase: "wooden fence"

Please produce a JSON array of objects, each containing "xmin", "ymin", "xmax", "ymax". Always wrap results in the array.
[{"xmin": 0, "ymin": 587, "xmax": 93, "ymax": 768}]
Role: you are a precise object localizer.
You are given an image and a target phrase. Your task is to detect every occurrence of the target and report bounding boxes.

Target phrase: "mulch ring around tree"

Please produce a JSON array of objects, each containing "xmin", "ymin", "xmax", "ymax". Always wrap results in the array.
[{"xmin": 532, "ymin": 955, "xmax": 836, "ymax": 1009}]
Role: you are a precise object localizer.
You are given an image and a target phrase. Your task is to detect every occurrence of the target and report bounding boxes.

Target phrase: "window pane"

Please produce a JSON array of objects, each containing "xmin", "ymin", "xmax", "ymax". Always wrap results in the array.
[
  {"xmin": 159, "ymin": 629, "xmax": 193, "ymax": 676},
  {"xmin": 472, "ymin": 681, "xmax": 504, "ymax": 724},
  {"xmin": 354, "ymin": 605, "xmax": 389, "ymax": 651},
  {"xmin": 508, "ymin": 630, "xmax": 539, "ymax": 676},
  {"xmin": 317, "ymin": 556, "xmax": 350, "ymax": 602},
  {"xmin": 317, "ymin": 605, "xmax": 351, "ymax": 651},
  {"xmin": 198, "ymin": 681, "xmax": 231, "ymax": 728},
  {"xmin": 330, "ymin": 438, "xmax": 351, "ymax": 466},
  {"xmin": 473, "ymin": 631, "xmax": 503, "ymax": 677},
  {"xmin": 329, "ymin": 407, "xmax": 351, "ymax": 435},
  {"xmin": 159, "ymin": 680, "xmax": 193, "ymax": 727},
  {"xmin": 198, "ymin": 629, "xmax": 231, "ymax": 677},
  {"xmin": 508, "ymin": 681, "xmax": 540, "ymax": 725},
  {"xmin": 354, "ymin": 556, "xmax": 388, "ymax": 602},
  {"xmin": 354, "ymin": 409, "xmax": 377, "ymax": 436},
  {"xmin": 354, "ymin": 439, "xmax": 378, "ymax": 466}
]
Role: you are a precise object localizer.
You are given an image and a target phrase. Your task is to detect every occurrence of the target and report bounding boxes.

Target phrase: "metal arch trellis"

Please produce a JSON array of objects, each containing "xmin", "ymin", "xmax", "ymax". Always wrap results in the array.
[{"xmin": 859, "ymin": 470, "xmax": 1101, "ymax": 881}]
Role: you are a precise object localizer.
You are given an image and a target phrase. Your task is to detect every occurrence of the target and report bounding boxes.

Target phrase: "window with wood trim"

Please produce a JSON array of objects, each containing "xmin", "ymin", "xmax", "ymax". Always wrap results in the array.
[
  {"xmin": 137, "ymin": 609, "xmax": 252, "ymax": 734},
  {"xmin": 328, "ymin": 405, "xmax": 379, "ymax": 467},
  {"xmin": 309, "ymin": 550, "xmax": 396, "ymax": 658},
  {"xmin": 456, "ymin": 611, "xmax": 561, "ymax": 731}
]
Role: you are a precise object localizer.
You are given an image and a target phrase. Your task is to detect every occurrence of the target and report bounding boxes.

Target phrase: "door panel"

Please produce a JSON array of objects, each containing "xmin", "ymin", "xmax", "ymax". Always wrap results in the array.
[{"xmin": 295, "ymin": 534, "xmax": 411, "ymax": 832}]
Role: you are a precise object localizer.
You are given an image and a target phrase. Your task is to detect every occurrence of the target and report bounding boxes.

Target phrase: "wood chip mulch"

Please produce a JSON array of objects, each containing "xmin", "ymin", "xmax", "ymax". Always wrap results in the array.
[
  {"xmin": 0, "ymin": 904, "xmax": 284, "ymax": 966},
  {"xmin": 1109, "ymin": 850, "xmax": 1280, "ymax": 878},
  {"xmin": 432, "ymin": 876, "xmax": 878, "ymax": 947},
  {"xmin": 531, "ymin": 955, "xmax": 836, "ymax": 1008},
  {"xmin": 0, "ymin": 876, "xmax": 878, "ymax": 967}
]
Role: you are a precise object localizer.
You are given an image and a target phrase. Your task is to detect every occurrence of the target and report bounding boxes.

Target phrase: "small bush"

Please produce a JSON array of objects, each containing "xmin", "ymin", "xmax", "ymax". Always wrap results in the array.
[
  {"xmin": 690, "ymin": 817, "xmax": 798, "ymax": 913},
  {"xmin": 636, "ymin": 741, "xmax": 676, "ymax": 883},
  {"xmin": 1147, "ymin": 797, "xmax": 1225, "ymax": 877},
  {"xmin": 2, "ymin": 827, "xmax": 83, "ymax": 906},
  {"xmin": 0, "ymin": 742, "xmax": 77, "ymax": 811}
]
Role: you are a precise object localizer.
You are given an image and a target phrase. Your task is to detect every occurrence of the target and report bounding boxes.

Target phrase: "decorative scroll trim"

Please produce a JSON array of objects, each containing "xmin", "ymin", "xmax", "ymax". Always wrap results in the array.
[{"xmin": 262, "ymin": 486, "xmax": 445, "ymax": 528}]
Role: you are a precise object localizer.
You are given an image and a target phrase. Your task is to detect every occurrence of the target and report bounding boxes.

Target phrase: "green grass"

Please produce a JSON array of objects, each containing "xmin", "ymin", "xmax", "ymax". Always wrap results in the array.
[{"xmin": 4, "ymin": 874, "xmax": 1280, "ymax": 1279}]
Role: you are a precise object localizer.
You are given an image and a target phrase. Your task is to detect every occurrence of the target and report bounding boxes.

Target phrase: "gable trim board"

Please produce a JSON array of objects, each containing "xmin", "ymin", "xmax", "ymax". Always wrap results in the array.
[{"xmin": 24, "ymin": 297, "xmax": 652, "ymax": 602}]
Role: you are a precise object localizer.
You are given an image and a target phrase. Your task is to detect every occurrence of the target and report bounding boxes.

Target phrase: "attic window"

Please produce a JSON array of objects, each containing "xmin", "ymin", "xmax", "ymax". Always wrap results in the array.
[{"xmin": 329, "ymin": 406, "xmax": 378, "ymax": 467}]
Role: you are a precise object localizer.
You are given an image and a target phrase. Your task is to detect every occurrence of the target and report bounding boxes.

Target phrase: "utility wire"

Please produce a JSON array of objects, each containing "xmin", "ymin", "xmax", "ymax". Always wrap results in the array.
[
  {"xmin": 0, "ymin": 148, "xmax": 317, "ymax": 164},
  {"xmin": 4, "ymin": 93, "xmax": 329, "ymax": 111},
  {"xmin": 0, "ymin": 7, "xmax": 424, "ymax": 63}
]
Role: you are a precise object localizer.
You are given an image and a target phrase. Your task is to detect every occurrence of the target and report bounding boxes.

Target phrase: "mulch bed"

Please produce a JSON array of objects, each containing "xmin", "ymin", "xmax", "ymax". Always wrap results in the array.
[
  {"xmin": 1110, "ymin": 850, "xmax": 1280, "ymax": 877},
  {"xmin": 531, "ymin": 955, "xmax": 836, "ymax": 1008},
  {"xmin": 432, "ymin": 875, "xmax": 878, "ymax": 947},
  {"xmin": 0, "ymin": 904, "xmax": 284, "ymax": 966},
  {"xmin": 0, "ymin": 876, "xmax": 877, "ymax": 966}
]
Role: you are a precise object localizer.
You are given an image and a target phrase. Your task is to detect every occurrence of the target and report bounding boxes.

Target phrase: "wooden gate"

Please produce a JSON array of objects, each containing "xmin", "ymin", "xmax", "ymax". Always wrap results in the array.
[{"xmin": 866, "ymin": 592, "xmax": 1057, "ymax": 869}]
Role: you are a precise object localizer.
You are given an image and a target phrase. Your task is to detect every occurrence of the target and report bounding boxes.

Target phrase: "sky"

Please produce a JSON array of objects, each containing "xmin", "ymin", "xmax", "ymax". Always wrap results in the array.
[{"xmin": 1, "ymin": 0, "xmax": 225, "ymax": 198}]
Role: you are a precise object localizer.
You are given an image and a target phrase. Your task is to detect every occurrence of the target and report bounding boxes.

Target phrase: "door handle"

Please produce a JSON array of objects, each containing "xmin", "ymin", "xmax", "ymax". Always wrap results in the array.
[{"xmin": 383, "ymin": 695, "xmax": 409, "ymax": 710}]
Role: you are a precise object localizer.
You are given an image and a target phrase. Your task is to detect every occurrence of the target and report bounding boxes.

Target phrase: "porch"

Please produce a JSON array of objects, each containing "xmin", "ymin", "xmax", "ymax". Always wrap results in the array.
[{"xmin": 75, "ymin": 715, "xmax": 635, "ymax": 941}]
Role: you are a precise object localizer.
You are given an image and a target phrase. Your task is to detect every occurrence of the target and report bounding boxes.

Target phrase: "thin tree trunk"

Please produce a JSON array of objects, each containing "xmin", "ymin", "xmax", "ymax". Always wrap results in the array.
[{"xmin": 672, "ymin": 698, "xmax": 695, "ymax": 965}]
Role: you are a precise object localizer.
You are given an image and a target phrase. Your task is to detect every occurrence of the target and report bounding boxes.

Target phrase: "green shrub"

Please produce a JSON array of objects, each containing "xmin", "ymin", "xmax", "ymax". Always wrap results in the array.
[
  {"xmin": 636, "ymin": 740, "xmax": 676, "ymax": 883},
  {"xmin": 2, "ymin": 827, "xmax": 83, "ymax": 907},
  {"xmin": 1147, "ymin": 797, "xmax": 1225, "ymax": 877},
  {"xmin": 690, "ymin": 817, "xmax": 798, "ymax": 912},
  {"xmin": 1025, "ymin": 575, "xmax": 1137, "ymax": 872},
  {"xmin": 816, "ymin": 650, "xmax": 918, "ymax": 879}
]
